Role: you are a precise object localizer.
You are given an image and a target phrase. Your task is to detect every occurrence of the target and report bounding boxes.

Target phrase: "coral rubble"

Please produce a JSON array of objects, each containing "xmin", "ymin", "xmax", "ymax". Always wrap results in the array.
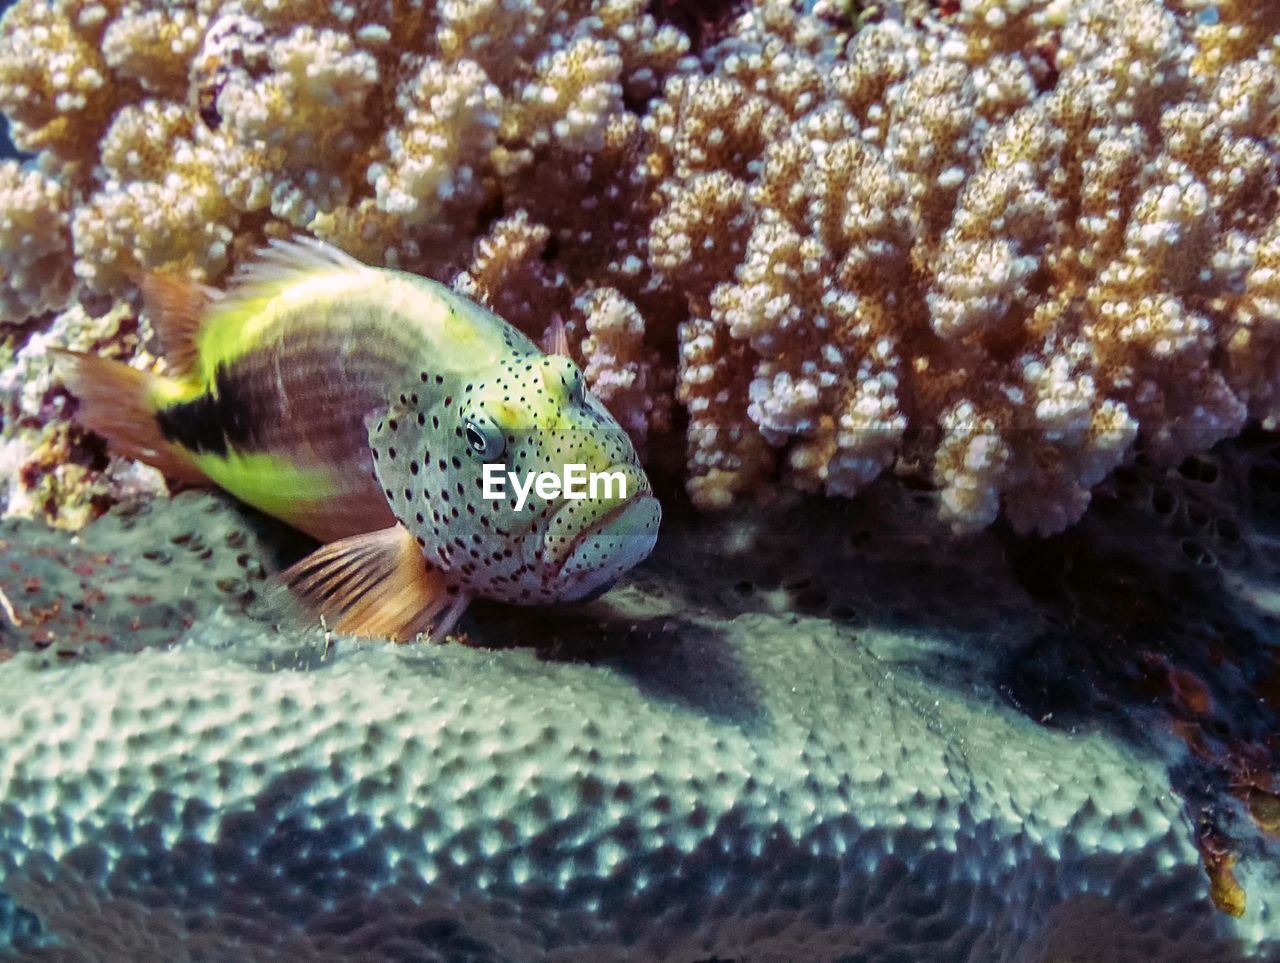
[{"xmin": 1, "ymin": 0, "xmax": 1279, "ymax": 532}]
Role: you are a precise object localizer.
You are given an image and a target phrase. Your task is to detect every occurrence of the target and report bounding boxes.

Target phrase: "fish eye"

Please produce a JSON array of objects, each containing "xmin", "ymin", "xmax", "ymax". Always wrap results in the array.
[{"xmin": 464, "ymin": 415, "xmax": 505, "ymax": 460}]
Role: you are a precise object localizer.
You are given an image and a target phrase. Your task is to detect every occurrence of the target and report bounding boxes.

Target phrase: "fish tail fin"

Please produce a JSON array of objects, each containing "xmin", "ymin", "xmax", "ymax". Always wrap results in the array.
[
  {"xmin": 50, "ymin": 349, "xmax": 209, "ymax": 485},
  {"xmin": 278, "ymin": 523, "xmax": 469, "ymax": 643}
]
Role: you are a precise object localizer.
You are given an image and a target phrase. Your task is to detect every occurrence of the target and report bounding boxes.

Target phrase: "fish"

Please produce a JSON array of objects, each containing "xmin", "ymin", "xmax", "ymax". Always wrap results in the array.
[{"xmin": 54, "ymin": 236, "xmax": 661, "ymax": 641}]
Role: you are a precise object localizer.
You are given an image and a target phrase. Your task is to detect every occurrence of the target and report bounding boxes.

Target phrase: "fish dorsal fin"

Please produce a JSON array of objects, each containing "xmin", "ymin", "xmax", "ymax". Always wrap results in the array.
[
  {"xmin": 138, "ymin": 272, "xmax": 220, "ymax": 377},
  {"xmin": 278, "ymin": 523, "xmax": 471, "ymax": 642},
  {"xmin": 219, "ymin": 235, "xmax": 371, "ymax": 313},
  {"xmin": 542, "ymin": 314, "xmax": 571, "ymax": 358}
]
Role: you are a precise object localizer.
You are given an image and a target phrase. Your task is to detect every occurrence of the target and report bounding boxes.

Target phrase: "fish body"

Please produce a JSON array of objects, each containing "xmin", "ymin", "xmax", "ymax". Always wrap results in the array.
[{"xmin": 57, "ymin": 238, "xmax": 660, "ymax": 640}]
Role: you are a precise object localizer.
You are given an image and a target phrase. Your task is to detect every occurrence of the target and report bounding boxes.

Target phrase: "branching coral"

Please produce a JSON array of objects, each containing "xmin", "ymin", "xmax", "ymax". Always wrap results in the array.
[
  {"xmin": 0, "ymin": 160, "xmax": 73, "ymax": 320},
  {"xmin": 1, "ymin": 0, "xmax": 1279, "ymax": 534},
  {"xmin": 0, "ymin": 0, "xmax": 117, "ymax": 164},
  {"xmin": 655, "ymin": 0, "xmax": 1280, "ymax": 533}
]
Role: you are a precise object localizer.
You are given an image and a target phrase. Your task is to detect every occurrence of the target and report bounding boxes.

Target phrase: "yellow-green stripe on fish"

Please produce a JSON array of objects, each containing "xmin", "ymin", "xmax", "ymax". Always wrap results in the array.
[{"xmin": 56, "ymin": 237, "xmax": 661, "ymax": 641}]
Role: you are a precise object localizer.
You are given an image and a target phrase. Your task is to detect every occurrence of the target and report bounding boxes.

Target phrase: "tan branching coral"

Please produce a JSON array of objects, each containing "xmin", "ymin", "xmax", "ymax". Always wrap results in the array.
[
  {"xmin": 0, "ymin": 160, "xmax": 74, "ymax": 321},
  {"xmin": 370, "ymin": 56, "xmax": 501, "ymax": 231},
  {"xmin": 572, "ymin": 286, "xmax": 670, "ymax": 446},
  {"xmin": 0, "ymin": 0, "xmax": 118, "ymax": 163},
  {"xmin": 2, "ymin": 0, "xmax": 1279, "ymax": 535},
  {"xmin": 655, "ymin": 0, "xmax": 1280, "ymax": 534},
  {"xmin": 453, "ymin": 210, "xmax": 567, "ymax": 336},
  {"xmin": 102, "ymin": 6, "xmax": 203, "ymax": 98}
]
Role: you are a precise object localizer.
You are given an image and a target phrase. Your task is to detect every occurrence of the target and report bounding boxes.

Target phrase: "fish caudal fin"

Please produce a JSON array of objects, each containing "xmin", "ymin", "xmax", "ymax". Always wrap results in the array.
[
  {"xmin": 279, "ymin": 523, "xmax": 470, "ymax": 643},
  {"xmin": 51, "ymin": 349, "xmax": 209, "ymax": 485}
]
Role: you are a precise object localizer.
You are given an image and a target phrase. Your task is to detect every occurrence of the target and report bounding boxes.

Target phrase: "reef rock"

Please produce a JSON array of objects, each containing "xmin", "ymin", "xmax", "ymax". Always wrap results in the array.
[{"xmin": 0, "ymin": 453, "xmax": 1278, "ymax": 961}]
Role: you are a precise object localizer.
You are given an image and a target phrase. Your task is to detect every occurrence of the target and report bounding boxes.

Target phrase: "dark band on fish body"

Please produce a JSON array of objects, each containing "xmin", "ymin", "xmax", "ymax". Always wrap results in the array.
[
  {"xmin": 156, "ymin": 364, "xmax": 262, "ymax": 456},
  {"xmin": 153, "ymin": 317, "xmax": 425, "ymax": 463}
]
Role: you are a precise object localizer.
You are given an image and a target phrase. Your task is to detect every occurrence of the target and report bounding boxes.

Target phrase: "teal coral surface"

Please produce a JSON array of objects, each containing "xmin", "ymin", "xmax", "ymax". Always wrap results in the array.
[{"xmin": 0, "ymin": 450, "xmax": 1277, "ymax": 960}]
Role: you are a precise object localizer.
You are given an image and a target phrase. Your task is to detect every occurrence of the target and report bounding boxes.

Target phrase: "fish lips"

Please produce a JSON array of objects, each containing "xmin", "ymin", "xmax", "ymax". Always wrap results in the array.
[{"xmin": 543, "ymin": 466, "xmax": 661, "ymax": 601}]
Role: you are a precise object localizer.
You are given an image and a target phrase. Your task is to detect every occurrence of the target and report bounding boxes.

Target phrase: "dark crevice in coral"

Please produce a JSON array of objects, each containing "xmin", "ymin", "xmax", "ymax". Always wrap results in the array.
[
  {"xmin": 1028, "ymin": 33, "xmax": 1062, "ymax": 94},
  {"xmin": 197, "ymin": 82, "xmax": 225, "ymax": 130},
  {"xmin": 992, "ymin": 428, "xmax": 1280, "ymax": 892},
  {"xmin": 649, "ymin": 0, "xmax": 749, "ymax": 53},
  {"xmin": 0, "ymin": 309, "xmax": 56, "ymax": 356},
  {"xmin": 470, "ymin": 190, "xmax": 508, "ymax": 251},
  {"xmin": 622, "ymin": 84, "xmax": 655, "ymax": 116},
  {"xmin": 0, "ymin": 113, "xmax": 23, "ymax": 161}
]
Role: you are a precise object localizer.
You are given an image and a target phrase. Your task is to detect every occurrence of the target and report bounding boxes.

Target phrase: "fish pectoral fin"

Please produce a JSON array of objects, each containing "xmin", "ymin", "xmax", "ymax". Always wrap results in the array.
[
  {"xmin": 137, "ymin": 272, "xmax": 218, "ymax": 377},
  {"xmin": 278, "ymin": 524, "xmax": 469, "ymax": 643}
]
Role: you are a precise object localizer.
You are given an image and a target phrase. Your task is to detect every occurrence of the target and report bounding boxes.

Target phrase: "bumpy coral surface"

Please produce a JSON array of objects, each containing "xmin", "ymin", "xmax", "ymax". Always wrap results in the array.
[
  {"xmin": 1, "ymin": 0, "xmax": 1279, "ymax": 533},
  {"xmin": 1, "ymin": 470, "xmax": 1278, "ymax": 961}
]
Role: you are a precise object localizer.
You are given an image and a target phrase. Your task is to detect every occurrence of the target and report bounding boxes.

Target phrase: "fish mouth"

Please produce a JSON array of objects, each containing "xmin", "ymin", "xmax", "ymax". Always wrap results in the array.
[{"xmin": 543, "ymin": 465, "xmax": 661, "ymax": 601}]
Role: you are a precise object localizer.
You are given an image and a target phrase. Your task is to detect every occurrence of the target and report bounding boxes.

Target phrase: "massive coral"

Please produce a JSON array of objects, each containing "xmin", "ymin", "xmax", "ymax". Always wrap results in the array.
[
  {"xmin": 0, "ymin": 487, "xmax": 1277, "ymax": 959},
  {"xmin": 1, "ymin": 0, "xmax": 1279, "ymax": 533}
]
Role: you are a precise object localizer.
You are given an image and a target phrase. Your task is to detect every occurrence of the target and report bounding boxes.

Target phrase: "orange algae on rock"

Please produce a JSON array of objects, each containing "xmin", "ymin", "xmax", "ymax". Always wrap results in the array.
[
  {"xmin": 1, "ymin": 0, "xmax": 1279, "ymax": 536},
  {"xmin": 1200, "ymin": 827, "xmax": 1248, "ymax": 918}
]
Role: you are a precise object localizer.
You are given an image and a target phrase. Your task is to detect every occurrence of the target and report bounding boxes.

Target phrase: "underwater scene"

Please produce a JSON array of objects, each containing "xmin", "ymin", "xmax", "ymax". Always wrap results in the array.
[{"xmin": 0, "ymin": 0, "xmax": 1278, "ymax": 961}]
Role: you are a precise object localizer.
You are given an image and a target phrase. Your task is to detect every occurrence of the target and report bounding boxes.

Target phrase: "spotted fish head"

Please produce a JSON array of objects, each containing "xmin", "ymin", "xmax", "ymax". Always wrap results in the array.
[{"xmin": 370, "ymin": 354, "xmax": 660, "ymax": 606}]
